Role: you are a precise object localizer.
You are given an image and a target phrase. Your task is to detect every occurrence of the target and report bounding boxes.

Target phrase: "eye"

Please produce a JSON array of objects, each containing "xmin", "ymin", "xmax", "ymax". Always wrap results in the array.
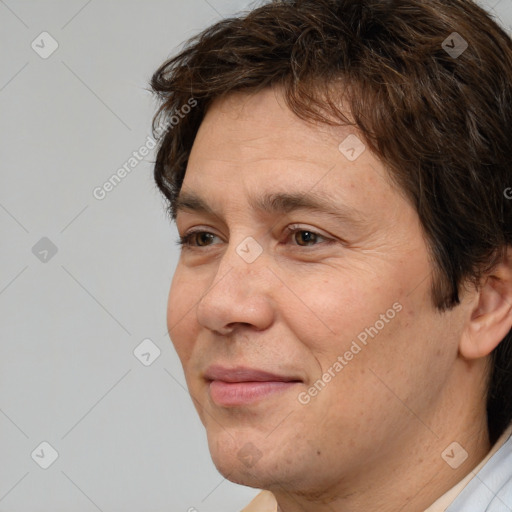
[
  {"xmin": 284, "ymin": 226, "xmax": 331, "ymax": 247},
  {"xmin": 175, "ymin": 226, "xmax": 333, "ymax": 250},
  {"xmin": 175, "ymin": 230, "xmax": 221, "ymax": 248}
]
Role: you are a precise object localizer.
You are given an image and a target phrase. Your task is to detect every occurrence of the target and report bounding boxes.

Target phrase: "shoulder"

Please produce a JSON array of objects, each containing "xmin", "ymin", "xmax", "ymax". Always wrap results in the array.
[{"xmin": 448, "ymin": 432, "xmax": 512, "ymax": 511}]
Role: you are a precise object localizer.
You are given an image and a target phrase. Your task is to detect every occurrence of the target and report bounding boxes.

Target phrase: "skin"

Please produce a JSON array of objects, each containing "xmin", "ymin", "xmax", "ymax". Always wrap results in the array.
[{"xmin": 166, "ymin": 87, "xmax": 512, "ymax": 512}]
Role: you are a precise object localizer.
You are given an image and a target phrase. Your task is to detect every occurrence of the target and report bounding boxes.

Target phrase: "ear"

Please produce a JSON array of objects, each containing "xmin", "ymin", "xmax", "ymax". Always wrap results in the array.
[{"xmin": 459, "ymin": 247, "xmax": 512, "ymax": 360}]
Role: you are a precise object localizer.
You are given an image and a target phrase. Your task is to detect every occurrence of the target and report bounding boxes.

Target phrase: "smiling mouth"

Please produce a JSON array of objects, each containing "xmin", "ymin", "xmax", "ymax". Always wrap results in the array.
[{"xmin": 204, "ymin": 366, "xmax": 303, "ymax": 407}]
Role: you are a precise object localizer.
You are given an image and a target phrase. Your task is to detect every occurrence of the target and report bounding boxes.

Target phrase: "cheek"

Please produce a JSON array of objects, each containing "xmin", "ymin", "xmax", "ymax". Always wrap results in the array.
[
  {"xmin": 282, "ymin": 267, "xmax": 436, "ymax": 396},
  {"xmin": 278, "ymin": 268, "xmax": 396, "ymax": 354},
  {"xmin": 167, "ymin": 268, "xmax": 201, "ymax": 363}
]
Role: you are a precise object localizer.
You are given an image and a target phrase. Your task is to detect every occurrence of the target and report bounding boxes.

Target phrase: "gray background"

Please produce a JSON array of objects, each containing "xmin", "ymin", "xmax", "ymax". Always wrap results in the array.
[{"xmin": 1, "ymin": 1, "xmax": 511, "ymax": 511}]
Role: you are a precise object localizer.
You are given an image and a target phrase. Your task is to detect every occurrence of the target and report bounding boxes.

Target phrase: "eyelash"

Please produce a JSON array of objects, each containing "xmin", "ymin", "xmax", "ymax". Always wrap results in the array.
[{"xmin": 175, "ymin": 225, "xmax": 333, "ymax": 249}]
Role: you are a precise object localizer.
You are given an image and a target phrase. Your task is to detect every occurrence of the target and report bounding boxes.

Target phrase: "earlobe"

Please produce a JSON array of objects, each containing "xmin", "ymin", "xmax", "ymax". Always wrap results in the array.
[{"xmin": 459, "ymin": 248, "xmax": 512, "ymax": 360}]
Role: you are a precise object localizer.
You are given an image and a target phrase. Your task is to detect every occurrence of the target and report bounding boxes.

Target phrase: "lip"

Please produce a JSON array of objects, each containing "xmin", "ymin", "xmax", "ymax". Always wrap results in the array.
[
  {"xmin": 204, "ymin": 365, "xmax": 302, "ymax": 406},
  {"xmin": 204, "ymin": 365, "xmax": 301, "ymax": 383}
]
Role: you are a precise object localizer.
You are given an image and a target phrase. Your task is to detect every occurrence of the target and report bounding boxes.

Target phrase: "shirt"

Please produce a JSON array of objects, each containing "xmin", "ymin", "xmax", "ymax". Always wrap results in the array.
[{"xmin": 240, "ymin": 426, "xmax": 512, "ymax": 512}]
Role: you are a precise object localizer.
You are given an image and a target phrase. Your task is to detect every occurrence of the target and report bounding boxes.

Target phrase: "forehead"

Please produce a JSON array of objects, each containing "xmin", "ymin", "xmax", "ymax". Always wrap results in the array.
[
  {"xmin": 177, "ymin": 88, "xmax": 402, "ymax": 222},
  {"xmin": 191, "ymin": 88, "xmax": 349, "ymax": 164}
]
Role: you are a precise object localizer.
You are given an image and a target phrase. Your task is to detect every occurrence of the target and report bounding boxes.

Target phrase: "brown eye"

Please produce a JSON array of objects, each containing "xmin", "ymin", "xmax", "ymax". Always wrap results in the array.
[
  {"xmin": 285, "ymin": 226, "xmax": 330, "ymax": 247},
  {"xmin": 195, "ymin": 232, "xmax": 216, "ymax": 246},
  {"xmin": 177, "ymin": 231, "xmax": 219, "ymax": 248},
  {"xmin": 293, "ymin": 230, "xmax": 319, "ymax": 246}
]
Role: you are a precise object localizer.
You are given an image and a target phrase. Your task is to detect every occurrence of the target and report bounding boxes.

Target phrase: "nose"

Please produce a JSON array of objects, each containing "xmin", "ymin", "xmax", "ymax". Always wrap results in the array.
[{"xmin": 195, "ymin": 237, "xmax": 275, "ymax": 336}]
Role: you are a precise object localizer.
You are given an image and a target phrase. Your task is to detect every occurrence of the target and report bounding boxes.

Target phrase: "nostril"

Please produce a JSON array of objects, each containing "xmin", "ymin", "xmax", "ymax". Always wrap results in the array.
[{"xmin": 213, "ymin": 327, "xmax": 234, "ymax": 336}]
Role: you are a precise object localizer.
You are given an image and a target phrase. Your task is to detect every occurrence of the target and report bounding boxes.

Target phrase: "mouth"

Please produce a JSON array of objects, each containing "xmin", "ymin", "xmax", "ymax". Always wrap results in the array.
[{"xmin": 204, "ymin": 365, "xmax": 303, "ymax": 407}]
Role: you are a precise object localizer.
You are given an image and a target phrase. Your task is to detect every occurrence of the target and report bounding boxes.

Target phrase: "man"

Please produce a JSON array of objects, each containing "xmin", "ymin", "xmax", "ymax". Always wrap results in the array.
[{"xmin": 150, "ymin": 0, "xmax": 512, "ymax": 510}]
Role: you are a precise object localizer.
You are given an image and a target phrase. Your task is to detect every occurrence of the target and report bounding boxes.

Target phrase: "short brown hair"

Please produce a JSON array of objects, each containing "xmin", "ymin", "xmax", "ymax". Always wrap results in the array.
[{"xmin": 150, "ymin": 0, "xmax": 512, "ymax": 444}]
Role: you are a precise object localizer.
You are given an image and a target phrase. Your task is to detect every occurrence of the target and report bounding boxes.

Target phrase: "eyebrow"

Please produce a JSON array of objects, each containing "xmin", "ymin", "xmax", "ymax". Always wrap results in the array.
[{"xmin": 173, "ymin": 190, "xmax": 365, "ymax": 227}]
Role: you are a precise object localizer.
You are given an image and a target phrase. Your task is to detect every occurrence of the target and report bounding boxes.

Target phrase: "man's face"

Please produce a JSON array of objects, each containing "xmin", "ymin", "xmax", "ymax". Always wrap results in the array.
[{"xmin": 167, "ymin": 88, "xmax": 469, "ymax": 493}]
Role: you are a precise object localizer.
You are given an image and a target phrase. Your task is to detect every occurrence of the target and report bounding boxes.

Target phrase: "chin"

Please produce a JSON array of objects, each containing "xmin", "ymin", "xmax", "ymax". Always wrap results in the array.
[
  {"xmin": 206, "ymin": 429, "xmax": 273, "ymax": 485},
  {"xmin": 218, "ymin": 463, "xmax": 267, "ymax": 488},
  {"xmin": 211, "ymin": 432, "xmax": 314, "ymax": 496}
]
